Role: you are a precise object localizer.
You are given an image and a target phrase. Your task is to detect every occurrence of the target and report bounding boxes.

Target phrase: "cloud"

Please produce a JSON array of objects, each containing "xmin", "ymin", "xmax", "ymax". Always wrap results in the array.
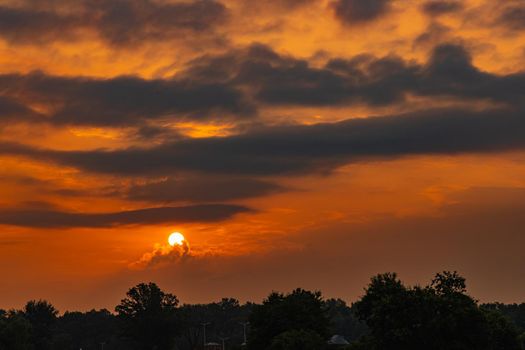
[
  {"xmin": 130, "ymin": 240, "xmax": 191, "ymax": 270},
  {"xmin": 413, "ymin": 22, "xmax": 453, "ymax": 48},
  {"xmin": 2, "ymin": 105, "xmax": 525, "ymax": 177},
  {"xmin": 0, "ymin": 71, "xmax": 254, "ymax": 126},
  {"xmin": 0, "ymin": 5, "xmax": 79, "ymax": 44},
  {"xmin": 3, "ymin": 43, "xmax": 525, "ymax": 128},
  {"xmin": 331, "ymin": 0, "xmax": 392, "ymax": 25},
  {"xmin": 0, "ymin": 204, "xmax": 252, "ymax": 228},
  {"xmin": 125, "ymin": 176, "xmax": 284, "ymax": 203},
  {"xmin": 242, "ymin": 0, "xmax": 316, "ymax": 11},
  {"xmin": 92, "ymin": 0, "xmax": 228, "ymax": 46},
  {"xmin": 187, "ymin": 43, "xmax": 525, "ymax": 108},
  {"xmin": 0, "ymin": 96, "xmax": 41, "ymax": 123},
  {"xmin": 0, "ymin": 0, "xmax": 228, "ymax": 46},
  {"xmin": 421, "ymin": 1, "xmax": 463, "ymax": 16},
  {"xmin": 496, "ymin": 3, "xmax": 525, "ymax": 31}
]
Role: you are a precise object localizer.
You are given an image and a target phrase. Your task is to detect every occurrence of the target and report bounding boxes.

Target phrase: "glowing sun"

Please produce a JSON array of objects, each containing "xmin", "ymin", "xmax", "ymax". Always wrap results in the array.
[{"xmin": 168, "ymin": 232, "xmax": 185, "ymax": 246}]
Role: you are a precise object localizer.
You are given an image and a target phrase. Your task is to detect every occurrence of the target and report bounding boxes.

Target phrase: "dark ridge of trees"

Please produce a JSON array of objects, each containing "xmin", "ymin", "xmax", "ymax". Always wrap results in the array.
[
  {"xmin": 351, "ymin": 271, "xmax": 522, "ymax": 350},
  {"xmin": 248, "ymin": 288, "xmax": 330, "ymax": 350},
  {"xmin": 0, "ymin": 272, "xmax": 524, "ymax": 350}
]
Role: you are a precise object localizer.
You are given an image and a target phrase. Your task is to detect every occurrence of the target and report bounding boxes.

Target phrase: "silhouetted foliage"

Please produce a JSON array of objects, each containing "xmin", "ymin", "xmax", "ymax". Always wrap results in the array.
[
  {"xmin": 56, "ymin": 309, "xmax": 121, "ymax": 349},
  {"xmin": 0, "ymin": 272, "xmax": 523, "ymax": 349},
  {"xmin": 115, "ymin": 282, "xmax": 180, "ymax": 350},
  {"xmin": 23, "ymin": 300, "xmax": 58, "ymax": 350},
  {"xmin": 0, "ymin": 311, "xmax": 32, "ymax": 350},
  {"xmin": 248, "ymin": 288, "xmax": 330, "ymax": 350},
  {"xmin": 482, "ymin": 303, "xmax": 525, "ymax": 333},
  {"xmin": 324, "ymin": 298, "xmax": 368, "ymax": 342},
  {"xmin": 269, "ymin": 329, "xmax": 325, "ymax": 350},
  {"xmin": 177, "ymin": 298, "xmax": 253, "ymax": 350},
  {"xmin": 353, "ymin": 271, "xmax": 521, "ymax": 350}
]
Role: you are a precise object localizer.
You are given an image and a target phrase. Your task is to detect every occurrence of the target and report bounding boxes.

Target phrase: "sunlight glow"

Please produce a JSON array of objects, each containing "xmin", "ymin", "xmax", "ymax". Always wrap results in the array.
[{"xmin": 168, "ymin": 232, "xmax": 185, "ymax": 246}]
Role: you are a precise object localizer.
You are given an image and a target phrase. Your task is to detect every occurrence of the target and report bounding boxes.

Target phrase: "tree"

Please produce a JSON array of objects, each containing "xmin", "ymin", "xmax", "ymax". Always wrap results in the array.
[
  {"xmin": 482, "ymin": 303, "xmax": 525, "ymax": 333},
  {"xmin": 23, "ymin": 300, "xmax": 58, "ymax": 350},
  {"xmin": 115, "ymin": 282, "xmax": 180, "ymax": 350},
  {"xmin": 0, "ymin": 311, "xmax": 33, "ymax": 350},
  {"xmin": 248, "ymin": 288, "xmax": 330, "ymax": 350},
  {"xmin": 176, "ymin": 298, "xmax": 253, "ymax": 350},
  {"xmin": 269, "ymin": 329, "xmax": 325, "ymax": 350},
  {"xmin": 57, "ymin": 309, "xmax": 119, "ymax": 349},
  {"xmin": 353, "ymin": 271, "xmax": 521, "ymax": 350},
  {"xmin": 323, "ymin": 298, "xmax": 368, "ymax": 343}
]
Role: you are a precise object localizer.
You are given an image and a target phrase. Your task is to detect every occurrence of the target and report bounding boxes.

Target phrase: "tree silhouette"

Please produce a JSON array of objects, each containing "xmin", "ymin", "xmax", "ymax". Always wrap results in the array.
[
  {"xmin": 248, "ymin": 288, "xmax": 329, "ymax": 350},
  {"xmin": 269, "ymin": 329, "xmax": 325, "ymax": 350},
  {"xmin": 0, "ymin": 274, "xmax": 524, "ymax": 349},
  {"xmin": 0, "ymin": 311, "xmax": 32, "ymax": 350},
  {"xmin": 353, "ymin": 271, "xmax": 521, "ymax": 350},
  {"xmin": 23, "ymin": 300, "xmax": 58, "ymax": 350},
  {"xmin": 323, "ymin": 298, "xmax": 368, "ymax": 343},
  {"xmin": 115, "ymin": 282, "xmax": 180, "ymax": 350}
]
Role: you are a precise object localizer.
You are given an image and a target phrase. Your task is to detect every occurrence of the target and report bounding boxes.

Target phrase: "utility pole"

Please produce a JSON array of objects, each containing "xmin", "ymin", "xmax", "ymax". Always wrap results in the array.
[
  {"xmin": 100, "ymin": 342, "xmax": 105, "ymax": 350},
  {"xmin": 240, "ymin": 322, "xmax": 249, "ymax": 346},
  {"xmin": 219, "ymin": 337, "xmax": 229, "ymax": 350},
  {"xmin": 201, "ymin": 322, "xmax": 211, "ymax": 347}
]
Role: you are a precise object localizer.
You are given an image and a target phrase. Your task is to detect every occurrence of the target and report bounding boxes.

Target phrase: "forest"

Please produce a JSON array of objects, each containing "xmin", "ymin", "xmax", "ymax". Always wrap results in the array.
[{"xmin": 1, "ymin": 271, "xmax": 524, "ymax": 350}]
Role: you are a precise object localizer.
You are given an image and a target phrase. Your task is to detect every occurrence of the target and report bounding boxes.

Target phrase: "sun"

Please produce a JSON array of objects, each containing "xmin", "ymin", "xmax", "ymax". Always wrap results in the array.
[{"xmin": 168, "ymin": 232, "xmax": 185, "ymax": 246}]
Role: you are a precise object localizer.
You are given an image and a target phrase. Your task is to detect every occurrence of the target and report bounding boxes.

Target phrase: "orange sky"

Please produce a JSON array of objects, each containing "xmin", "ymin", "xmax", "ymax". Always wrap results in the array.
[{"xmin": 1, "ymin": 0, "xmax": 525, "ymax": 311}]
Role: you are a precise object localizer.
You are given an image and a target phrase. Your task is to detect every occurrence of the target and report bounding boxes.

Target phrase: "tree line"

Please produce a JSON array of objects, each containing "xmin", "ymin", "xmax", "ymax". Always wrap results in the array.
[{"xmin": 1, "ymin": 271, "xmax": 524, "ymax": 349}]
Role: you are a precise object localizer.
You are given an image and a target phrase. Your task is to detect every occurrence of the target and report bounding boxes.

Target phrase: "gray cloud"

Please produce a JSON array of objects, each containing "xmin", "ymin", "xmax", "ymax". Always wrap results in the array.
[
  {"xmin": 0, "ymin": 95, "xmax": 41, "ymax": 122},
  {"xmin": 243, "ymin": 0, "xmax": 316, "ymax": 10},
  {"xmin": 0, "ymin": 72, "xmax": 254, "ymax": 126},
  {"xmin": 2, "ymin": 106, "xmax": 525, "ymax": 176},
  {"xmin": 3, "ymin": 43, "xmax": 525, "ymax": 128},
  {"xmin": 92, "ymin": 0, "xmax": 228, "ymax": 46},
  {"xmin": 0, "ymin": 0, "xmax": 228, "ymax": 46},
  {"xmin": 331, "ymin": 0, "xmax": 392, "ymax": 25},
  {"xmin": 496, "ymin": 3, "xmax": 525, "ymax": 31},
  {"xmin": 421, "ymin": 1, "xmax": 463, "ymax": 16},
  {"xmin": 0, "ymin": 204, "xmax": 252, "ymax": 228},
  {"xmin": 125, "ymin": 176, "xmax": 284, "ymax": 203},
  {"xmin": 187, "ymin": 43, "xmax": 525, "ymax": 108},
  {"xmin": 413, "ymin": 22, "xmax": 453, "ymax": 48},
  {"xmin": 0, "ymin": 5, "xmax": 79, "ymax": 44}
]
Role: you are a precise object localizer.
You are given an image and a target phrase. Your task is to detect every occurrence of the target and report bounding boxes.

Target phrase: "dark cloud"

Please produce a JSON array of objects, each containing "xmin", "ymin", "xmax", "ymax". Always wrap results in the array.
[
  {"xmin": 2, "ymin": 43, "xmax": 525, "ymax": 128},
  {"xmin": 0, "ymin": 204, "xmax": 252, "ymax": 228},
  {"xmin": 421, "ymin": 1, "xmax": 463, "ymax": 16},
  {"xmin": 278, "ymin": 0, "xmax": 316, "ymax": 8},
  {"xmin": 0, "ymin": 175, "xmax": 88, "ymax": 198},
  {"xmin": 331, "ymin": 0, "xmax": 392, "ymax": 25},
  {"xmin": 496, "ymin": 3, "xmax": 525, "ymax": 31},
  {"xmin": 0, "ymin": 96, "xmax": 40, "ymax": 122},
  {"xmin": 231, "ymin": 43, "xmax": 525, "ymax": 107},
  {"xmin": 125, "ymin": 177, "xmax": 284, "ymax": 203},
  {"xmin": 0, "ymin": 72, "xmax": 254, "ymax": 126},
  {"xmin": 2, "ymin": 106, "xmax": 525, "ymax": 176},
  {"xmin": 413, "ymin": 22, "xmax": 452, "ymax": 48},
  {"xmin": 243, "ymin": 0, "xmax": 315, "ymax": 11},
  {"xmin": 91, "ymin": 0, "xmax": 228, "ymax": 46},
  {"xmin": 0, "ymin": 5, "xmax": 79, "ymax": 44},
  {"xmin": 0, "ymin": 0, "xmax": 228, "ymax": 46}
]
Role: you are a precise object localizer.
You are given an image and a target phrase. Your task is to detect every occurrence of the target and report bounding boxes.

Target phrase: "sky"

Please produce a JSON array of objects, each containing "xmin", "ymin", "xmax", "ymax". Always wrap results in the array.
[{"xmin": 1, "ymin": 0, "xmax": 525, "ymax": 311}]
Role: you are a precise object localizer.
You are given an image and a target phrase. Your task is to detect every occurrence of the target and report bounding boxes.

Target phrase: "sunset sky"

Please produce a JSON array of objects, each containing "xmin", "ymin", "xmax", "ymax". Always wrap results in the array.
[{"xmin": 1, "ymin": 0, "xmax": 525, "ymax": 311}]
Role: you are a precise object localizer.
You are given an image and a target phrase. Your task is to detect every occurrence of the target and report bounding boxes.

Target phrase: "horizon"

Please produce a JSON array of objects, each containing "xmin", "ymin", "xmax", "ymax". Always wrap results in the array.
[
  {"xmin": 1, "ymin": 0, "xmax": 525, "ymax": 312},
  {"xmin": 1, "ymin": 270, "xmax": 518, "ymax": 314}
]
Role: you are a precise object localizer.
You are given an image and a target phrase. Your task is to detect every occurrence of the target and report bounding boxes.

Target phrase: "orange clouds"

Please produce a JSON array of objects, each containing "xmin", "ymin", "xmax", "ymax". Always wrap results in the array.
[{"xmin": 130, "ymin": 239, "xmax": 190, "ymax": 270}]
